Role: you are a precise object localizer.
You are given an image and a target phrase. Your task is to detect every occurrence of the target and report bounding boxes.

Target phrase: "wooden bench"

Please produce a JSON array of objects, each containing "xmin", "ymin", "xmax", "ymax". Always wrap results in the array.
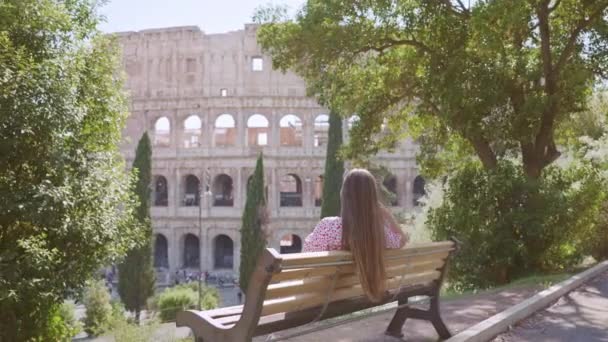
[{"xmin": 177, "ymin": 240, "xmax": 458, "ymax": 341}]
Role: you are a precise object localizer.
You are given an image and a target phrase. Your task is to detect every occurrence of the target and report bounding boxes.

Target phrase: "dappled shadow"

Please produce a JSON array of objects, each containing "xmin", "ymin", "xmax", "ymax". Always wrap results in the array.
[
  {"xmin": 496, "ymin": 271, "xmax": 608, "ymax": 342},
  {"xmin": 258, "ymin": 286, "xmax": 542, "ymax": 341}
]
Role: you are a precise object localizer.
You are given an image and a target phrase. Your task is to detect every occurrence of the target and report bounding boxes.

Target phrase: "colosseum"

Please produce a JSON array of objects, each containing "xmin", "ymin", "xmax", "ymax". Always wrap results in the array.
[{"xmin": 117, "ymin": 24, "xmax": 425, "ymax": 284}]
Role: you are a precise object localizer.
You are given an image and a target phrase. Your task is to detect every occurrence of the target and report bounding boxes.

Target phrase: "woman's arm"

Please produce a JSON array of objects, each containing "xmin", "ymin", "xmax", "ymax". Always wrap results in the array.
[{"xmin": 382, "ymin": 207, "xmax": 409, "ymax": 248}]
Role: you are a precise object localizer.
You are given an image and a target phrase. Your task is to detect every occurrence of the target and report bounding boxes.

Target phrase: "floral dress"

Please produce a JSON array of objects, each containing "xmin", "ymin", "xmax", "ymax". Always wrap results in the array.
[{"xmin": 302, "ymin": 216, "xmax": 403, "ymax": 252}]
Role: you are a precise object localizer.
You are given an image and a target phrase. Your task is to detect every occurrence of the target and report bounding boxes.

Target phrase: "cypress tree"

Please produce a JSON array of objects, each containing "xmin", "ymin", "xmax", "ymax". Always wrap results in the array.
[
  {"xmin": 320, "ymin": 112, "xmax": 345, "ymax": 218},
  {"xmin": 118, "ymin": 132, "xmax": 155, "ymax": 323},
  {"xmin": 239, "ymin": 153, "xmax": 267, "ymax": 292}
]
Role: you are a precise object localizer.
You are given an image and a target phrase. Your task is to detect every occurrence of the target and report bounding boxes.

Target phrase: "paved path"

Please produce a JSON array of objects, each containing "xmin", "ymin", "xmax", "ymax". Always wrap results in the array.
[
  {"xmin": 252, "ymin": 286, "xmax": 542, "ymax": 342},
  {"xmin": 495, "ymin": 271, "xmax": 608, "ymax": 342}
]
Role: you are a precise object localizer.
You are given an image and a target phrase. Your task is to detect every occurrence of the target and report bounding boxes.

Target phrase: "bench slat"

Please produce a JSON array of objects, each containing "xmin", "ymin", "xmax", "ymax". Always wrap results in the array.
[
  {"xmin": 271, "ymin": 250, "xmax": 450, "ymax": 283},
  {"xmin": 260, "ymin": 270, "xmax": 441, "ymax": 316},
  {"xmin": 265, "ymin": 259, "xmax": 445, "ymax": 300},
  {"xmin": 279, "ymin": 242, "xmax": 454, "ymax": 269}
]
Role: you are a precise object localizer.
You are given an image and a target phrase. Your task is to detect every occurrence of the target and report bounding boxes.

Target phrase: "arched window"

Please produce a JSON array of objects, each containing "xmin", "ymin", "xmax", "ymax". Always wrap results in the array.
[
  {"xmin": 280, "ymin": 174, "xmax": 302, "ymax": 207},
  {"xmin": 183, "ymin": 115, "xmax": 201, "ymax": 148},
  {"xmin": 413, "ymin": 175, "xmax": 426, "ymax": 206},
  {"xmin": 183, "ymin": 234, "xmax": 200, "ymax": 268},
  {"xmin": 183, "ymin": 174, "xmax": 200, "ymax": 206},
  {"xmin": 154, "ymin": 234, "xmax": 169, "ymax": 268},
  {"xmin": 279, "ymin": 114, "xmax": 303, "ymax": 147},
  {"xmin": 313, "ymin": 114, "xmax": 329, "ymax": 147},
  {"xmin": 315, "ymin": 175, "xmax": 324, "ymax": 207},
  {"xmin": 212, "ymin": 174, "xmax": 233, "ymax": 207},
  {"xmin": 153, "ymin": 175, "xmax": 168, "ymax": 207},
  {"xmin": 247, "ymin": 114, "xmax": 269, "ymax": 147},
  {"xmin": 280, "ymin": 234, "xmax": 302, "ymax": 254},
  {"xmin": 213, "ymin": 114, "xmax": 236, "ymax": 146},
  {"xmin": 383, "ymin": 174, "xmax": 399, "ymax": 206},
  {"xmin": 154, "ymin": 117, "xmax": 171, "ymax": 146},
  {"xmin": 213, "ymin": 235, "xmax": 234, "ymax": 269}
]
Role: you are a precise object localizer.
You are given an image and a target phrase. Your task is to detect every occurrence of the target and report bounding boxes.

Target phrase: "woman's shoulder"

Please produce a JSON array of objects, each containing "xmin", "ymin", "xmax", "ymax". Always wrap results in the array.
[{"xmin": 316, "ymin": 216, "xmax": 342, "ymax": 230}]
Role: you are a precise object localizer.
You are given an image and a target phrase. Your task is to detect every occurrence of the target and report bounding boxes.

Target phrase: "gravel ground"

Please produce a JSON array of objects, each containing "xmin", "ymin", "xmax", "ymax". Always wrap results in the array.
[{"xmin": 494, "ymin": 271, "xmax": 608, "ymax": 342}]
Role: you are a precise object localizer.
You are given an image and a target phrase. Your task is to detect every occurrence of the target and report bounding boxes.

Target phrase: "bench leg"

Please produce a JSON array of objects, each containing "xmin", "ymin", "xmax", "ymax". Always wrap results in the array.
[
  {"xmin": 385, "ymin": 299, "xmax": 408, "ymax": 338},
  {"xmin": 430, "ymin": 297, "xmax": 451, "ymax": 340}
]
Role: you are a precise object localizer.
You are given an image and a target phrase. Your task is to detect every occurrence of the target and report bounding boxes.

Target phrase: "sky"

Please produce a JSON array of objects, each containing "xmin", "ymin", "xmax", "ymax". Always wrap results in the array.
[{"xmin": 98, "ymin": 0, "xmax": 305, "ymax": 34}]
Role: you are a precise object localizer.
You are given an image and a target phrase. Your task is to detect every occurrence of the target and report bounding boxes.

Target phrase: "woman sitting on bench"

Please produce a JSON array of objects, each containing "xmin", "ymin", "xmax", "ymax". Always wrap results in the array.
[{"xmin": 303, "ymin": 168, "xmax": 409, "ymax": 302}]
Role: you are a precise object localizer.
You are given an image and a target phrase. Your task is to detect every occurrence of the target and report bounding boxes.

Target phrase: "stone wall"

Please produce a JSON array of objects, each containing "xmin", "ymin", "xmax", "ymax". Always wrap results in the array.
[{"xmin": 117, "ymin": 25, "xmax": 423, "ymax": 282}]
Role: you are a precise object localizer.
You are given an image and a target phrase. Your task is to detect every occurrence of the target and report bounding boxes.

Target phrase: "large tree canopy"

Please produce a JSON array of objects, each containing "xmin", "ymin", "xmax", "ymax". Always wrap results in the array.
[
  {"xmin": 257, "ymin": 0, "xmax": 608, "ymax": 179},
  {"xmin": 0, "ymin": 0, "xmax": 141, "ymax": 339}
]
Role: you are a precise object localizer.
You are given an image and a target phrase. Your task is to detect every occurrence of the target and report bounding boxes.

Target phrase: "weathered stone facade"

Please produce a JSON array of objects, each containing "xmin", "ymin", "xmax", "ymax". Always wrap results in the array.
[{"xmin": 117, "ymin": 25, "xmax": 422, "ymax": 282}]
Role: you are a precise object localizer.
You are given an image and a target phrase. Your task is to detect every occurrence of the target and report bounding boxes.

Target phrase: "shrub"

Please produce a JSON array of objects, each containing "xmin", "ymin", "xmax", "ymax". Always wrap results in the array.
[
  {"xmin": 41, "ymin": 302, "xmax": 82, "ymax": 341},
  {"xmin": 151, "ymin": 283, "xmax": 219, "ymax": 322},
  {"xmin": 428, "ymin": 160, "xmax": 606, "ymax": 291},
  {"xmin": 83, "ymin": 280, "xmax": 113, "ymax": 336}
]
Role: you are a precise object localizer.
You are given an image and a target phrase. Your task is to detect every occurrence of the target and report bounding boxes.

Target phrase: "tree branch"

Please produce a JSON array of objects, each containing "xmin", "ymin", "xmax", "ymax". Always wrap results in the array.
[
  {"xmin": 469, "ymin": 136, "xmax": 498, "ymax": 170},
  {"xmin": 554, "ymin": 4, "xmax": 608, "ymax": 73},
  {"xmin": 355, "ymin": 37, "xmax": 435, "ymax": 56}
]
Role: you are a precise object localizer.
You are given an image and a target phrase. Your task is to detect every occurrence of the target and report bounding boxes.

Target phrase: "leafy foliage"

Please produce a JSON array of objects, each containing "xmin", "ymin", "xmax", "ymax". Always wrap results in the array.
[
  {"xmin": 148, "ymin": 283, "xmax": 218, "ymax": 322},
  {"xmin": 83, "ymin": 280, "xmax": 113, "ymax": 337},
  {"xmin": 256, "ymin": 0, "xmax": 608, "ymax": 179},
  {"xmin": 428, "ymin": 160, "xmax": 606, "ymax": 290},
  {"xmin": 320, "ymin": 112, "xmax": 345, "ymax": 218},
  {"xmin": 239, "ymin": 154, "xmax": 267, "ymax": 292},
  {"xmin": 0, "ymin": 0, "xmax": 141, "ymax": 339},
  {"xmin": 118, "ymin": 133, "xmax": 155, "ymax": 322}
]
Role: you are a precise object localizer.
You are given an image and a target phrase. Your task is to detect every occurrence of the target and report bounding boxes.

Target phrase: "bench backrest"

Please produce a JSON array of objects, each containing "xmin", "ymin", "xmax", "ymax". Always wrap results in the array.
[{"xmin": 258, "ymin": 241, "xmax": 456, "ymax": 317}]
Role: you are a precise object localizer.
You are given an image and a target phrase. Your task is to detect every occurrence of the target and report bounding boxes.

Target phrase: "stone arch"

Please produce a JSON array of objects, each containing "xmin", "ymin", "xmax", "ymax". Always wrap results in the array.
[
  {"xmin": 246, "ymin": 114, "xmax": 269, "ymax": 146},
  {"xmin": 183, "ymin": 174, "xmax": 200, "ymax": 206},
  {"xmin": 183, "ymin": 233, "xmax": 200, "ymax": 268},
  {"xmin": 153, "ymin": 116, "xmax": 171, "ymax": 146},
  {"xmin": 213, "ymin": 114, "xmax": 236, "ymax": 146},
  {"xmin": 279, "ymin": 114, "xmax": 303, "ymax": 147},
  {"xmin": 183, "ymin": 115, "xmax": 202, "ymax": 148},
  {"xmin": 413, "ymin": 175, "xmax": 426, "ymax": 206},
  {"xmin": 213, "ymin": 234, "xmax": 234, "ymax": 269},
  {"xmin": 153, "ymin": 175, "xmax": 169, "ymax": 207},
  {"xmin": 280, "ymin": 173, "xmax": 303, "ymax": 207},
  {"xmin": 313, "ymin": 114, "xmax": 329, "ymax": 147},
  {"xmin": 383, "ymin": 174, "xmax": 399, "ymax": 206},
  {"xmin": 280, "ymin": 234, "xmax": 302, "ymax": 254},
  {"xmin": 212, "ymin": 174, "xmax": 234, "ymax": 207},
  {"xmin": 154, "ymin": 234, "xmax": 169, "ymax": 268}
]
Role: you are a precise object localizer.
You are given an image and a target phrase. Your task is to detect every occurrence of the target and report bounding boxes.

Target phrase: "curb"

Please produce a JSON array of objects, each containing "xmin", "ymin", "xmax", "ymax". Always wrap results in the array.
[{"xmin": 446, "ymin": 260, "xmax": 608, "ymax": 342}]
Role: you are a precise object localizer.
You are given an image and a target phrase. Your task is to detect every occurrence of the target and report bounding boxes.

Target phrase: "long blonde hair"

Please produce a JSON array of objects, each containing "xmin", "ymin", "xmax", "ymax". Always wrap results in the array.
[{"xmin": 340, "ymin": 169, "xmax": 387, "ymax": 302}]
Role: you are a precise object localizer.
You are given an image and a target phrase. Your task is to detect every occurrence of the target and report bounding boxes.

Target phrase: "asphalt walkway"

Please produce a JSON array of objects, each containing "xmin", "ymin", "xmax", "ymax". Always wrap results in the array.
[
  {"xmin": 254, "ymin": 286, "xmax": 542, "ymax": 342},
  {"xmin": 494, "ymin": 271, "xmax": 608, "ymax": 342}
]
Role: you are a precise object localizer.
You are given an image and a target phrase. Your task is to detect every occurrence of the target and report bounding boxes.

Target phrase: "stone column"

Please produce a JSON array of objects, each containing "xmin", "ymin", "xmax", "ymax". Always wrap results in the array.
[
  {"xmin": 270, "ymin": 111, "xmax": 279, "ymax": 148},
  {"xmin": 236, "ymin": 109, "xmax": 246, "ymax": 148},
  {"xmin": 303, "ymin": 112, "xmax": 313, "ymax": 155},
  {"xmin": 236, "ymin": 168, "xmax": 243, "ymax": 210},
  {"xmin": 170, "ymin": 229, "xmax": 180, "ymax": 272},
  {"xmin": 174, "ymin": 169, "xmax": 182, "ymax": 213}
]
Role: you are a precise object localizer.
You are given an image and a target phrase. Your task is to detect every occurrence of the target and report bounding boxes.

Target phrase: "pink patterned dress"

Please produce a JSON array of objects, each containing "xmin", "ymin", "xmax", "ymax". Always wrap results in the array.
[{"xmin": 303, "ymin": 216, "xmax": 403, "ymax": 252}]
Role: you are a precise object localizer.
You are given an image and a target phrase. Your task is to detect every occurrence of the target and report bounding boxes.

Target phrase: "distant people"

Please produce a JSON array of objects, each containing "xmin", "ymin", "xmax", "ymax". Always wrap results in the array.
[
  {"xmin": 237, "ymin": 291, "xmax": 242, "ymax": 304},
  {"xmin": 303, "ymin": 169, "xmax": 409, "ymax": 302},
  {"xmin": 204, "ymin": 271, "xmax": 209, "ymax": 284}
]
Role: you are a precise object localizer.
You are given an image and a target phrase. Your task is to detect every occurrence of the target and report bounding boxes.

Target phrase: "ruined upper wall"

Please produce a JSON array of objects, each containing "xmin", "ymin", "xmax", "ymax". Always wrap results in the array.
[{"xmin": 114, "ymin": 24, "xmax": 307, "ymax": 100}]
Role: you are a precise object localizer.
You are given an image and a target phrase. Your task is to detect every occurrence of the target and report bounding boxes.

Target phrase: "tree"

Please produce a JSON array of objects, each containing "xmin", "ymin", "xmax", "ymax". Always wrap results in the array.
[
  {"xmin": 118, "ymin": 133, "xmax": 155, "ymax": 323},
  {"xmin": 0, "ymin": 1, "xmax": 141, "ymax": 339},
  {"xmin": 256, "ymin": 0, "xmax": 608, "ymax": 180},
  {"xmin": 320, "ymin": 112, "xmax": 345, "ymax": 218},
  {"xmin": 239, "ymin": 154, "xmax": 267, "ymax": 292}
]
